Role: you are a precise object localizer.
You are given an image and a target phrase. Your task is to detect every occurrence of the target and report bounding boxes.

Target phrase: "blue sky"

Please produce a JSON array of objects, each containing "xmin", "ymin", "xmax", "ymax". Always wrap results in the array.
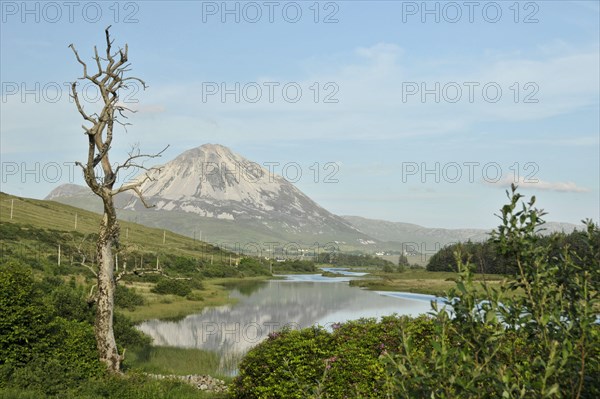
[{"xmin": 1, "ymin": 0, "xmax": 598, "ymax": 228}]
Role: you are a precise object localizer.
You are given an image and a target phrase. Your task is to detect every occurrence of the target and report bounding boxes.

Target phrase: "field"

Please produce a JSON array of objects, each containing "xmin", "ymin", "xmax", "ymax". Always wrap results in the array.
[
  {"xmin": 0, "ymin": 192, "xmax": 227, "ymax": 260},
  {"xmin": 348, "ymin": 269, "xmax": 508, "ymax": 296}
]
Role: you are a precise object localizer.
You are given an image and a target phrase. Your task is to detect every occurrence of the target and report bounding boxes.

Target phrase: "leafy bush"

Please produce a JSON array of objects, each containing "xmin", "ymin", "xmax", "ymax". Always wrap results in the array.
[
  {"xmin": 232, "ymin": 326, "xmax": 334, "ymax": 398},
  {"xmin": 231, "ymin": 316, "xmax": 435, "ymax": 399},
  {"xmin": 170, "ymin": 256, "xmax": 197, "ymax": 273},
  {"xmin": 271, "ymin": 259, "xmax": 317, "ymax": 273},
  {"xmin": 113, "ymin": 312, "xmax": 152, "ymax": 350},
  {"xmin": 0, "ymin": 261, "xmax": 104, "ymax": 396},
  {"xmin": 48, "ymin": 284, "xmax": 93, "ymax": 322},
  {"xmin": 197, "ymin": 263, "xmax": 240, "ymax": 278},
  {"xmin": 317, "ymin": 252, "xmax": 395, "ymax": 268},
  {"xmin": 151, "ymin": 279, "xmax": 192, "ymax": 297},
  {"xmin": 238, "ymin": 257, "xmax": 271, "ymax": 276},
  {"xmin": 115, "ymin": 285, "xmax": 145, "ymax": 310},
  {"xmin": 0, "ymin": 260, "xmax": 51, "ymax": 366},
  {"xmin": 384, "ymin": 185, "xmax": 600, "ymax": 398},
  {"xmin": 0, "ymin": 259, "xmax": 155, "ymax": 396}
]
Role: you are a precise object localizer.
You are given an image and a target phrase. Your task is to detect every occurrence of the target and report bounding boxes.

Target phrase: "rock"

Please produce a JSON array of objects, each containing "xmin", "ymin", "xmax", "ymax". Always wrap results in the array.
[{"xmin": 144, "ymin": 373, "xmax": 228, "ymax": 393}]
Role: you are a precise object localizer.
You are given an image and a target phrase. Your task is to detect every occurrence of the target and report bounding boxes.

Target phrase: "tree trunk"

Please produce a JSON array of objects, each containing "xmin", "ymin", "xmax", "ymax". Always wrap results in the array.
[
  {"xmin": 69, "ymin": 27, "xmax": 162, "ymax": 373},
  {"xmin": 95, "ymin": 200, "xmax": 121, "ymax": 373}
]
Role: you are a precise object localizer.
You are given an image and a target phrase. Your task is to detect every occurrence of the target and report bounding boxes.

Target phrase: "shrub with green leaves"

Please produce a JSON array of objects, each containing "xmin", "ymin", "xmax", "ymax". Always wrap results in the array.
[
  {"xmin": 230, "ymin": 316, "xmax": 436, "ymax": 399},
  {"xmin": 115, "ymin": 284, "xmax": 146, "ymax": 310},
  {"xmin": 0, "ymin": 261, "xmax": 52, "ymax": 366},
  {"xmin": 150, "ymin": 278, "xmax": 193, "ymax": 296},
  {"xmin": 0, "ymin": 259, "xmax": 154, "ymax": 396},
  {"xmin": 232, "ymin": 326, "xmax": 334, "ymax": 399},
  {"xmin": 0, "ymin": 261, "xmax": 104, "ymax": 395},
  {"xmin": 383, "ymin": 185, "xmax": 600, "ymax": 398}
]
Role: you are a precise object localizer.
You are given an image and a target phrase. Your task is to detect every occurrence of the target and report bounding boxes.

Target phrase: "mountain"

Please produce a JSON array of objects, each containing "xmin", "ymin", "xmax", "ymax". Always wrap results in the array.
[
  {"xmin": 45, "ymin": 183, "xmax": 89, "ymax": 199},
  {"xmin": 45, "ymin": 144, "xmax": 375, "ymax": 251},
  {"xmin": 45, "ymin": 144, "xmax": 585, "ymax": 255}
]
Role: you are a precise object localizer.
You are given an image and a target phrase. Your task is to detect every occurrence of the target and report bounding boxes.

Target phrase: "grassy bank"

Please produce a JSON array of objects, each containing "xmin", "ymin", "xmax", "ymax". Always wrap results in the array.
[
  {"xmin": 348, "ymin": 269, "xmax": 507, "ymax": 296},
  {"xmin": 0, "ymin": 374, "xmax": 226, "ymax": 399},
  {"xmin": 124, "ymin": 346, "xmax": 225, "ymax": 377},
  {"xmin": 119, "ymin": 281, "xmax": 234, "ymax": 323},
  {"xmin": 119, "ymin": 276, "xmax": 271, "ymax": 323}
]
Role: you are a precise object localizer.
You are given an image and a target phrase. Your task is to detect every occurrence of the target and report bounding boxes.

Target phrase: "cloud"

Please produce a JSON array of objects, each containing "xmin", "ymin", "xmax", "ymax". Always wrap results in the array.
[
  {"xmin": 111, "ymin": 40, "xmax": 599, "ymax": 143},
  {"xmin": 133, "ymin": 104, "xmax": 166, "ymax": 114},
  {"xmin": 2, "ymin": 40, "xmax": 599, "ymax": 158},
  {"xmin": 486, "ymin": 176, "xmax": 590, "ymax": 193}
]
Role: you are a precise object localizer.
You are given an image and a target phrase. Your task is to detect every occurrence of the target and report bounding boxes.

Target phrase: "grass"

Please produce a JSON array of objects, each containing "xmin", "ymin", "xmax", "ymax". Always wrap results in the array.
[
  {"xmin": 118, "ymin": 282, "xmax": 233, "ymax": 323},
  {"xmin": 0, "ymin": 192, "xmax": 230, "ymax": 260},
  {"xmin": 124, "ymin": 346, "xmax": 226, "ymax": 377},
  {"xmin": 0, "ymin": 375, "xmax": 227, "ymax": 399},
  {"xmin": 119, "ymin": 277, "xmax": 273, "ymax": 322},
  {"xmin": 348, "ymin": 269, "xmax": 508, "ymax": 296}
]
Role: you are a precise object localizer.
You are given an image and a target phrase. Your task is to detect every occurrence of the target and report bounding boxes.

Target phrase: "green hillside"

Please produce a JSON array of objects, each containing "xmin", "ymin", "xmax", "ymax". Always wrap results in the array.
[{"xmin": 0, "ymin": 191, "xmax": 226, "ymax": 260}]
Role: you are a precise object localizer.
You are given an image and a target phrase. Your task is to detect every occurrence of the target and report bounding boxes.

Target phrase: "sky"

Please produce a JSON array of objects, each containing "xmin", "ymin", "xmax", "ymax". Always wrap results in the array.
[{"xmin": 1, "ymin": 0, "xmax": 599, "ymax": 229}]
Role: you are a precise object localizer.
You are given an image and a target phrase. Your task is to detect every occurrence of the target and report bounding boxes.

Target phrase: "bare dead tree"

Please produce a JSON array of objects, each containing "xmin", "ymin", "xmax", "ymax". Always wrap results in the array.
[{"xmin": 69, "ymin": 26, "xmax": 167, "ymax": 373}]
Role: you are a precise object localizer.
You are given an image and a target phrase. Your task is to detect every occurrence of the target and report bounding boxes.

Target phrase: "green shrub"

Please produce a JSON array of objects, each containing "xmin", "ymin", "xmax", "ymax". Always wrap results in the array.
[
  {"xmin": 115, "ymin": 284, "xmax": 145, "ymax": 310},
  {"xmin": 231, "ymin": 316, "xmax": 436, "ymax": 399},
  {"xmin": 271, "ymin": 259, "xmax": 317, "ymax": 273},
  {"xmin": 197, "ymin": 263, "xmax": 240, "ymax": 278},
  {"xmin": 232, "ymin": 326, "xmax": 334, "ymax": 398},
  {"xmin": 114, "ymin": 312, "xmax": 152, "ymax": 350},
  {"xmin": 0, "ymin": 259, "xmax": 153, "ymax": 396},
  {"xmin": 0, "ymin": 260, "xmax": 51, "ymax": 366},
  {"xmin": 238, "ymin": 257, "xmax": 271, "ymax": 276},
  {"xmin": 170, "ymin": 256, "xmax": 197, "ymax": 273},
  {"xmin": 0, "ymin": 262, "xmax": 103, "ymax": 395},
  {"xmin": 151, "ymin": 279, "xmax": 192, "ymax": 296},
  {"xmin": 384, "ymin": 185, "xmax": 600, "ymax": 398},
  {"xmin": 48, "ymin": 284, "xmax": 93, "ymax": 323}
]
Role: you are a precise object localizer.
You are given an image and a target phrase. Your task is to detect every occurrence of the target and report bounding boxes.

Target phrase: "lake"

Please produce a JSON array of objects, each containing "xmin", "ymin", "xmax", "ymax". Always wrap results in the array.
[{"xmin": 137, "ymin": 269, "xmax": 443, "ymax": 375}]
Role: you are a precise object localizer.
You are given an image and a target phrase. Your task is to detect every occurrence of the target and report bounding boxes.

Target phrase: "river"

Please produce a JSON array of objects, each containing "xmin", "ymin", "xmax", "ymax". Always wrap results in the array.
[{"xmin": 137, "ymin": 268, "xmax": 444, "ymax": 374}]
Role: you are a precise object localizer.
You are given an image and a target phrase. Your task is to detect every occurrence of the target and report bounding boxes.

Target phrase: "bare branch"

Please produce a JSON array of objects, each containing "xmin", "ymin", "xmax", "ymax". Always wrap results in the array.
[
  {"xmin": 70, "ymin": 83, "xmax": 96, "ymax": 125},
  {"xmin": 113, "ymin": 145, "xmax": 169, "ymax": 176},
  {"xmin": 72, "ymin": 235, "xmax": 97, "ymax": 274},
  {"xmin": 81, "ymin": 259, "xmax": 99, "ymax": 278},
  {"xmin": 68, "ymin": 43, "xmax": 88, "ymax": 78},
  {"xmin": 117, "ymin": 268, "xmax": 191, "ymax": 282},
  {"xmin": 111, "ymin": 144, "xmax": 169, "ymax": 208},
  {"xmin": 87, "ymin": 284, "xmax": 97, "ymax": 305}
]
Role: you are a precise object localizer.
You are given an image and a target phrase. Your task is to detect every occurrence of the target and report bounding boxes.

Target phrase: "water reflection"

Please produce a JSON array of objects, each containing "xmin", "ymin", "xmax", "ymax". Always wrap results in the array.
[{"xmin": 137, "ymin": 275, "xmax": 441, "ymax": 374}]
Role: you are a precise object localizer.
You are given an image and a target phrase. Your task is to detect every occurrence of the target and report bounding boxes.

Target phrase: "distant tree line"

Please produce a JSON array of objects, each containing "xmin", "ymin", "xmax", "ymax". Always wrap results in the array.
[
  {"xmin": 317, "ymin": 252, "xmax": 397, "ymax": 268},
  {"xmin": 272, "ymin": 259, "xmax": 317, "ymax": 273},
  {"xmin": 426, "ymin": 227, "xmax": 600, "ymax": 275}
]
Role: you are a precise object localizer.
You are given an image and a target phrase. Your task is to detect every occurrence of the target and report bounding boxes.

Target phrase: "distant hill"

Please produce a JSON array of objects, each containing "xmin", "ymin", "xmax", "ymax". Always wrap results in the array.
[
  {"xmin": 341, "ymin": 215, "xmax": 490, "ymax": 249},
  {"xmin": 342, "ymin": 215, "xmax": 584, "ymax": 251}
]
